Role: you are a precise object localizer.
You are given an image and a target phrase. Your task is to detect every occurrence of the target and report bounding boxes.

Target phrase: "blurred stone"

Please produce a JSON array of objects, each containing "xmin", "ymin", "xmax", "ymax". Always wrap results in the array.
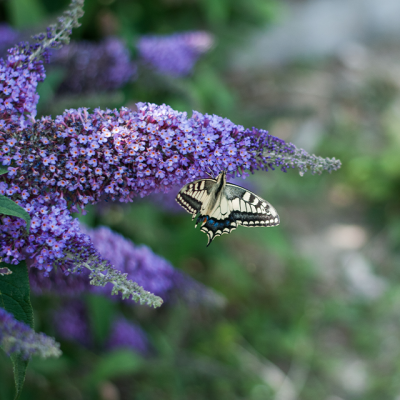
[
  {"xmin": 99, "ymin": 381, "xmax": 120, "ymax": 400},
  {"xmin": 335, "ymin": 358, "xmax": 367, "ymax": 395},
  {"xmin": 231, "ymin": 0, "xmax": 400, "ymax": 70},
  {"xmin": 337, "ymin": 42, "xmax": 369, "ymax": 71},
  {"xmin": 326, "ymin": 224, "xmax": 367, "ymax": 250},
  {"xmin": 341, "ymin": 251, "xmax": 387, "ymax": 299},
  {"xmin": 326, "ymin": 397, "xmax": 345, "ymax": 400}
]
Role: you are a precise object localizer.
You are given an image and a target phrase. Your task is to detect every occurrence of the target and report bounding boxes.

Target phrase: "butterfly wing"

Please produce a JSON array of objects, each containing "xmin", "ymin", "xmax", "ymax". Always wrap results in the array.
[
  {"xmin": 225, "ymin": 183, "xmax": 280, "ymax": 228},
  {"xmin": 199, "ymin": 183, "xmax": 280, "ymax": 246},
  {"xmin": 175, "ymin": 179, "xmax": 216, "ymax": 220}
]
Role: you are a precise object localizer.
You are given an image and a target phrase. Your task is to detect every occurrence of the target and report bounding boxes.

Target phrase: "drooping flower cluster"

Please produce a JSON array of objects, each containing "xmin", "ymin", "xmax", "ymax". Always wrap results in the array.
[
  {"xmin": 0, "ymin": 24, "xmax": 212, "ymax": 96},
  {"xmin": 106, "ymin": 317, "xmax": 150, "ymax": 355},
  {"xmin": 52, "ymin": 300, "xmax": 92, "ymax": 347},
  {"xmin": 50, "ymin": 38, "xmax": 136, "ymax": 94},
  {"xmin": 0, "ymin": 43, "xmax": 46, "ymax": 123},
  {"xmin": 53, "ymin": 301, "xmax": 150, "ymax": 355},
  {"xmin": 0, "ymin": 306, "xmax": 61, "ymax": 359},
  {"xmin": 137, "ymin": 31, "xmax": 214, "ymax": 77},
  {"xmin": 0, "ymin": 0, "xmax": 84, "ymax": 125},
  {"xmin": 0, "ymin": 101, "xmax": 340, "ymax": 275},
  {"xmin": 0, "ymin": 0, "xmax": 340, "ymax": 310},
  {"xmin": 30, "ymin": 225, "xmax": 219, "ymax": 305}
]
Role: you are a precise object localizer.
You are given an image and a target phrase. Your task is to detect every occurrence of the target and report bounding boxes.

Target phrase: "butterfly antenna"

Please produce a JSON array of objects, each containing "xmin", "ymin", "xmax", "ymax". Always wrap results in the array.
[{"xmin": 205, "ymin": 167, "xmax": 215, "ymax": 179}]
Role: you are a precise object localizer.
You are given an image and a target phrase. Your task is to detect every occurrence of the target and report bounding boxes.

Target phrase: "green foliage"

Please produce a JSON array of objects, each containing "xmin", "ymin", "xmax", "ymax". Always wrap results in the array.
[
  {"xmin": 85, "ymin": 295, "xmax": 115, "ymax": 347},
  {"xmin": 0, "ymin": 262, "xmax": 33, "ymax": 400},
  {"xmin": 5, "ymin": 0, "xmax": 46, "ymax": 29},
  {"xmin": 86, "ymin": 350, "xmax": 142, "ymax": 386},
  {"xmin": 0, "ymin": 195, "xmax": 31, "ymax": 233}
]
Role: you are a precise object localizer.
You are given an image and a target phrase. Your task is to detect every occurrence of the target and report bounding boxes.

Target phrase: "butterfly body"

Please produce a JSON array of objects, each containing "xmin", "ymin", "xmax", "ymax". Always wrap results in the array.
[{"xmin": 176, "ymin": 171, "xmax": 280, "ymax": 246}]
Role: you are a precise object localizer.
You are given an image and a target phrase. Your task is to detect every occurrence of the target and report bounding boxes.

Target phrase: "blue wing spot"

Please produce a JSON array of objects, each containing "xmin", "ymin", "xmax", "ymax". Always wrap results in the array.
[{"xmin": 208, "ymin": 219, "xmax": 214, "ymax": 225}]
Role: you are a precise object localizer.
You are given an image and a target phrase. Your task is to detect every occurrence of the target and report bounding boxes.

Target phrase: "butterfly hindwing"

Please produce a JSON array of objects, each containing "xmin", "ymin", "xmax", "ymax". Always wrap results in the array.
[
  {"xmin": 198, "ymin": 214, "xmax": 239, "ymax": 246},
  {"xmin": 176, "ymin": 179, "xmax": 215, "ymax": 219}
]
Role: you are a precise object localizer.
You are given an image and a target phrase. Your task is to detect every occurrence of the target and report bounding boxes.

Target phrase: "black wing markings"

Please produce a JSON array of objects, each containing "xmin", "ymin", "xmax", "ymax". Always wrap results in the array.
[
  {"xmin": 225, "ymin": 183, "xmax": 280, "ymax": 226},
  {"xmin": 199, "ymin": 183, "xmax": 280, "ymax": 246},
  {"xmin": 175, "ymin": 178, "xmax": 216, "ymax": 219},
  {"xmin": 176, "ymin": 178, "xmax": 280, "ymax": 246}
]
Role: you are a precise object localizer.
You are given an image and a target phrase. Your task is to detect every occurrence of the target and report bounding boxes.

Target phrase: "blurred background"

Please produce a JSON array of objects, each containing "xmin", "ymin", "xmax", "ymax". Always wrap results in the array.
[{"xmin": 1, "ymin": 0, "xmax": 400, "ymax": 399}]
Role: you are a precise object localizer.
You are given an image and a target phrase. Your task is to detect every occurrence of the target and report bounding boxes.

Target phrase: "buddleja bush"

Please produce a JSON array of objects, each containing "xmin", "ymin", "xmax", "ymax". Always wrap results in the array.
[{"xmin": 0, "ymin": 0, "xmax": 340, "ymax": 397}]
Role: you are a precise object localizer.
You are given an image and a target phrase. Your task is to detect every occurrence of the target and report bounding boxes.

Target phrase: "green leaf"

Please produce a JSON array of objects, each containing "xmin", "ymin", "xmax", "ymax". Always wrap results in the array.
[
  {"xmin": 0, "ymin": 166, "xmax": 8, "ymax": 175},
  {"xmin": 85, "ymin": 294, "xmax": 115, "ymax": 347},
  {"xmin": 86, "ymin": 350, "xmax": 142, "ymax": 386},
  {"xmin": 10, "ymin": 354, "xmax": 29, "ymax": 400},
  {"xmin": 0, "ymin": 261, "xmax": 33, "ymax": 400},
  {"xmin": 0, "ymin": 195, "xmax": 30, "ymax": 233}
]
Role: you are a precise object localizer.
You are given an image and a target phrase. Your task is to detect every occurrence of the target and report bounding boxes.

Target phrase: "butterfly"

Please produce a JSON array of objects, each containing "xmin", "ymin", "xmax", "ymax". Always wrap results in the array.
[{"xmin": 175, "ymin": 171, "xmax": 280, "ymax": 246}]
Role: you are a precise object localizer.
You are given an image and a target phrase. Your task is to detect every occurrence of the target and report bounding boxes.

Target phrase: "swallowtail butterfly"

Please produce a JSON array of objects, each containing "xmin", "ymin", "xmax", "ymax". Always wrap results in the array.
[{"xmin": 176, "ymin": 171, "xmax": 280, "ymax": 246}]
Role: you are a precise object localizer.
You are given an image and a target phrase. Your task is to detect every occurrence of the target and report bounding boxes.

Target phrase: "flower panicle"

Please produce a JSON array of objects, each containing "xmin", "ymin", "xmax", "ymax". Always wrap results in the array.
[
  {"xmin": 137, "ymin": 31, "xmax": 214, "ymax": 77},
  {"xmin": 0, "ymin": 307, "xmax": 61, "ymax": 359},
  {"xmin": 53, "ymin": 301, "xmax": 151, "ymax": 355},
  {"xmin": 29, "ymin": 0, "xmax": 84, "ymax": 63},
  {"xmin": 264, "ymin": 148, "xmax": 342, "ymax": 175},
  {"xmin": 76, "ymin": 257, "xmax": 163, "ymax": 308},
  {"xmin": 0, "ymin": 1, "xmax": 83, "ymax": 122},
  {"xmin": 0, "ymin": 102, "xmax": 340, "ymax": 277},
  {"xmin": 51, "ymin": 38, "xmax": 137, "ymax": 94},
  {"xmin": 107, "ymin": 317, "xmax": 150, "ymax": 355},
  {"xmin": 30, "ymin": 225, "xmax": 219, "ymax": 308}
]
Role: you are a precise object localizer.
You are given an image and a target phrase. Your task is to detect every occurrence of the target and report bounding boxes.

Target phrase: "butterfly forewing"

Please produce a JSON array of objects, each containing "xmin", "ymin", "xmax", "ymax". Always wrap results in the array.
[
  {"xmin": 175, "ymin": 179, "xmax": 215, "ymax": 219},
  {"xmin": 225, "ymin": 184, "xmax": 280, "ymax": 227}
]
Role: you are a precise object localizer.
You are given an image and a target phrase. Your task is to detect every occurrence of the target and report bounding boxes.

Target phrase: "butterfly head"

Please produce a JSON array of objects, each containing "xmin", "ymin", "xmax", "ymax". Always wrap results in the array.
[{"xmin": 216, "ymin": 170, "xmax": 227, "ymax": 184}]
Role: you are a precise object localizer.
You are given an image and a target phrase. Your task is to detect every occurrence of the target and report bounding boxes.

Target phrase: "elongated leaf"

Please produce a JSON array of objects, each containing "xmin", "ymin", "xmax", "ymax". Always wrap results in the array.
[
  {"xmin": 85, "ymin": 294, "xmax": 115, "ymax": 347},
  {"xmin": 0, "ymin": 166, "xmax": 8, "ymax": 175},
  {"xmin": 0, "ymin": 261, "xmax": 33, "ymax": 400},
  {"xmin": 86, "ymin": 350, "xmax": 142, "ymax": 386},
  {"xmin": 0, "ymin": 195, "xmax": 30, "ymax": 233}
]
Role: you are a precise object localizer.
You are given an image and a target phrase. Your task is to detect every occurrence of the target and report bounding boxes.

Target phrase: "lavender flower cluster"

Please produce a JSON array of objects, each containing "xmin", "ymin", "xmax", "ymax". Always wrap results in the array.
[
  {"xmin": 53, "ymin": 301, "xmax": 150, "ymax": 355},
  {"xmin": 30, "ymin": 225, "xmax": 218, "ymax": 305},
  {"xmin": 52, "ymin": 300, "xmax": 92, "ymax": 347},
  {"xmin": 0, "ymin": 306, "xmax": 61, "ymax": 358},
  {"xmin": 0, "ymin": 99, "xmax": 340, "ymax": 276},
  {"xmin": 137, "ymin": 31, "xmax": 214, "ymax": 76},
  {"xmin": 0, "ymin": 23, "xmax": 213, "ymax": 96},
  {"xmin": 106, "ymin": 316, "xmax": 149, "ymax": 355},
  {"xmin": 51, "ymin": 38, "xmax": 136, "ymax": 94},
  {"xmin": 0, "ymin": 0, "xmax": 340, "ymax": 309},
  {"xmin": 0, "ymin": 42, "xmax": 46, "ymax": 123}
]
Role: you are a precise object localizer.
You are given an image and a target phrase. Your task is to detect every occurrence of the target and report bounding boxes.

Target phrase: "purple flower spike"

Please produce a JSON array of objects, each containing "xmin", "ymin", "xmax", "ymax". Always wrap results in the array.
[
  {"xmin": 86, "ymin": 226, "xmax": 218, "ymax": 303},
  {"xmin": 0, "ymin": 306, "xmax": 61, "ymax": 358},
  {"xmin": 30, "ymin": 225, "xmax": 220, "ymax": 306},
  {"xmin": 106, "ymin": 317, "xmax": 150, "ymax": 355},
  {"xmin": 51, "ymin": 38, "xmax": 137, "ymax": 94},
  {"xmin": 0, "ymin": 43, "xmax": 46, "ymax": 122},
  {"xmin": 53, "ymin": 300, "xmax": 91, "ymax": 347},
  {"xmin": 0, "ymin": 102, "xmax": 339, "ymax": 278},
  {"xmin": 137, "ymin": 31, "xmax": 214, "ymax": 76}
]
